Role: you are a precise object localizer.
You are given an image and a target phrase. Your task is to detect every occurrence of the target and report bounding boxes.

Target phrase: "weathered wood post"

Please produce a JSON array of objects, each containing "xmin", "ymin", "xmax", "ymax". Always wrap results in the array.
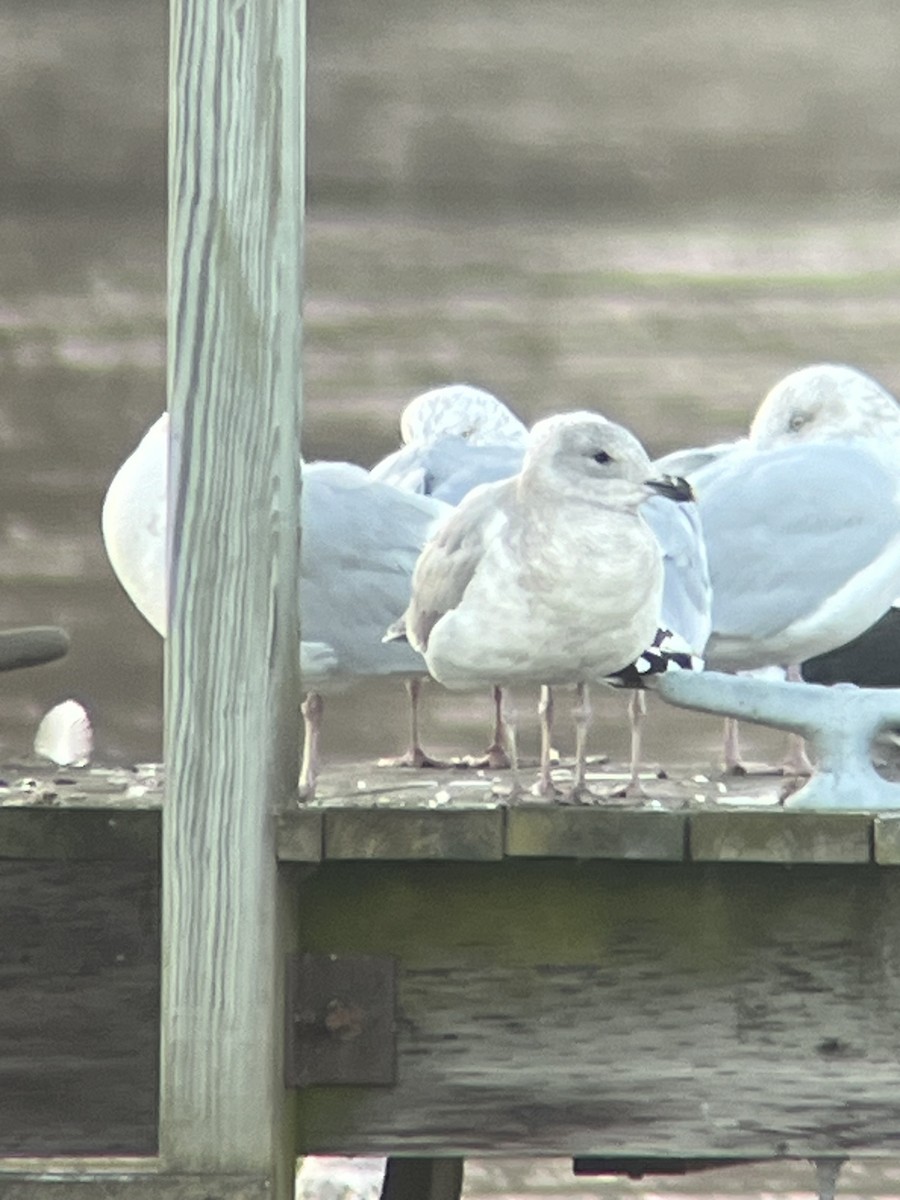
[{"xmin": 162, "ymin": 0, "xmax": 304, "ymax": 1194}]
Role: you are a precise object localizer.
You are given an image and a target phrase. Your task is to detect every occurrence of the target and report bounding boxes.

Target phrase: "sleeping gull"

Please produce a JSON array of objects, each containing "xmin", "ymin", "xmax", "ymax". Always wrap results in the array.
[
  {"xmin": 377, "ymin": 385, "xmax": 710, "ymax": 793},
  {"xmin": 371, "ymin": 383, "xmax": 528, "ymax": 505},
  {"xmin": 389, "ymin": 411, "xmax": 696, "ymax": 801},
  {"xmin": 102, "ymin": 414, "xmax": 449, "ymax": 797},
  {"xmin": 678, "ymin": 362, "xmax": 900, "ymax": 774}
]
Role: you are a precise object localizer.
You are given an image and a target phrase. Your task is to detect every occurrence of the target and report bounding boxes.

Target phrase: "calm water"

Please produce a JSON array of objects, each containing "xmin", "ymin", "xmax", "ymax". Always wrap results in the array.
[
  {"xmin": 4, "ymin": 204, "xmax": 900, "ymax": 772},
  {"xmin": 3, "ymin": 0, "xmax": 900, "ymax": 773},
  {"xmin": 5, "ymin": 1, "xmax": 900, "ymax": 1193}
]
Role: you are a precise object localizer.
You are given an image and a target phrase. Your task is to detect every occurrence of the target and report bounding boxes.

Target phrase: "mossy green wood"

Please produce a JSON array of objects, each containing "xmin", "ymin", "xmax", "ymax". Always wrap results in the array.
[
  {"xmin": 162, "ymin": 0, "xmax": 304, "ymax": 1191},
  {"xmin": 506, "ymin": 806, "xmax": 685, "ymax": 859},
  {"xmin": 294, "ymin": 860, "xmax": 900, "ymax": 1157},
  {"xmin": 0, "ymin": 809, "xmax": 159, "ymax": 860},
  {"xmin": 689, "ymin": 811, "xmax": 873, "ymax": 862},
  {"xmin": 323, "ymin": 806, "xmax": 504, "ymax": 860}
]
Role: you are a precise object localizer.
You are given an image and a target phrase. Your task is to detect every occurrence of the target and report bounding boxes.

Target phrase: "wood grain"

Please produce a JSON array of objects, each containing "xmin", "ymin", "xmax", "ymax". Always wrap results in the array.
[
  {"xmin": 162, "ymin": 0, "xmax": 304, "ymax": 1188},
  {"xmin": 0, "ymin": 862, "xmax": 158, "ymax": 1156},
  {"xmin": 294, "ymin": 859, "xmax": 900, "ymax": 1157}
]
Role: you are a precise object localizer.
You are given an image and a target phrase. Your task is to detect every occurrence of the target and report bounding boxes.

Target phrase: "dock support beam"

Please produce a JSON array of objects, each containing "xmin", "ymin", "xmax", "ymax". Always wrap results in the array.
[
  {"xmin": 162, "ymin": 0, "xmax": 304, "ymax": 1194},
  {"xmin": 380, "ymin": 1158, "xmax": 464, "ymax": 1200}
]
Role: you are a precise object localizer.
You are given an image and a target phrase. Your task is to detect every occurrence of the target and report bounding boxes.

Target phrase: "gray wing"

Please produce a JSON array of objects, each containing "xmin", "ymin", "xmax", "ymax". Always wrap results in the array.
[
  {"xmin": 368, "ymin": 443, "xmax": 429, "ymax": 494},
  {"xmin": 404, "ymin": 478, "xmax": 514, "ymax": 652},
  {"xmin": 300, "ymin": 461, "xmax": 450, "ymax": 683},
  {"xmin": 371, "ymin": 435, "xmax": 524, "ymax": 505},
  {"xmin": 642, "ymin": 496, "xmax": 712, "ymax": 653},
  {"xmin": 653, "ymin": 439, "xmax": 745, "ymax": 479},
  {"xmin": 695, "ymin": 441, "xmax": 900, "ymax": 640}
]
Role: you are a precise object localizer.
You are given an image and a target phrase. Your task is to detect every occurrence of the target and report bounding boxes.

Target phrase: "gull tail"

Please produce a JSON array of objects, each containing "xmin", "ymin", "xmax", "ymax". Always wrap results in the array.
[
  {"xmin": 608, "ymin": 627, "xmax": 703, "ymax": 688},
  {"xmin": 382, "ymin": 616, "xmax": 409, "ymax": 644}
]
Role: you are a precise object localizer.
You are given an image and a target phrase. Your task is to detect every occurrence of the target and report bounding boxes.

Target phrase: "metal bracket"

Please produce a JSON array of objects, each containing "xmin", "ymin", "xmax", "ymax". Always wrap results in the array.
[
  {"xmin": 285, "ymin": 952, "xmax": 397, "ymax": 1087},
  {"xmin": 573, "ymin": 1157, "xmax": 756, "ymax": 1179}
]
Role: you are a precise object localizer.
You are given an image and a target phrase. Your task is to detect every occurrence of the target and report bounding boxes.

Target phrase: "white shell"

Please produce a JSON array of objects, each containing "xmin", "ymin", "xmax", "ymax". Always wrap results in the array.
[{"xmin": 34, "ymin": 700, "xmax": 93, "ymax": 767}]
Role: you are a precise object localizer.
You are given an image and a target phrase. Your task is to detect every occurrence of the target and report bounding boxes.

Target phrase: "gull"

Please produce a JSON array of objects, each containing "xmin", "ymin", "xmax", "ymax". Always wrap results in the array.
[
  {"xmin": 389, "ymin": 411, "xmax": 695, "ymax": 801},
  {"xmin": 376, "ymin": 385, "xmax": 710, "ymax": 790},
  {"xmin": 102, "ymin": 414, "xmax": 449, "ymax": 797},
  {"xmin": 297, "ymin": 461, "xmax": 448, "ymax": 790},
  {"xmin": 371, "ymin": 384, "xmax": 528, "ymax": 767},
  {"xmin": 622, "ymin": 468, "xmax": 710, "ymax": 795},
  {"xmin": 685, "ymin": 362, "xmax": 900, "ymax": 774},
  {"xmin": 371, "ymin": 383, "xmax": 528, "ymax": 504}
]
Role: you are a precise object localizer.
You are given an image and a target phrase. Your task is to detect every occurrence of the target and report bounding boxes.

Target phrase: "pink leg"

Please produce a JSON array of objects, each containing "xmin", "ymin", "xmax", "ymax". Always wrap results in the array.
[
  {"xmin": 782, "ymin": 664, "xmax": 814, "ymax": 776},
  {"xmin": 379, "ymin": 678, "xmax": 453, "ymax": 769},
  {"xmin": 563, "ymin": 683, "xmax": 594, "ymax": 804},
  {"xmin": 611, "ymin": 690, "xmax": 648, "ymax": 798},
  {"xmin": 491, "ymin": 689, "xmax": 523, "ymax": 801},
  {"xmin": 298, "ymin": 691, "xmax": 324, "ymax": 799},
  {"xmin": 464, "ymin": 686, "xmax": 513, "ymax": 769},
  {"xmin": 722, "ymin": 716, "xmax": 747, "ymax": 775},
  {"xmin": 532, "ymin": 685, "xmax": 560, "ymax": 798}
]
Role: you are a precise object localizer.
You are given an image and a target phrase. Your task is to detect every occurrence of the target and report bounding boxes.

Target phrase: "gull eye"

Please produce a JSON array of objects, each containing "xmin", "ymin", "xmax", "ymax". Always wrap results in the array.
[
  {"xmin": 788, "ymin": 412, "xmax": 806, "ymax": 432},
  {"xmin": 593, "ymin": 450, "xmax": 612, "ymax": 464}
]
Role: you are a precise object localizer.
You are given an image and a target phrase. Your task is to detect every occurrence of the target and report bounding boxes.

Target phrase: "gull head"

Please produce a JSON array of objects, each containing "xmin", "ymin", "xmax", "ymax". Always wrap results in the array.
[
  {"xmin": 523, "ymin": 411, "xmax": 681, "ymax": 509},
  {"xmin": 400, "ymin": 384, "xmax": 528, "ymax": 447},
  {"xmin": 749, "ymin": 363, "xmax": 900, "ymax": 450}
]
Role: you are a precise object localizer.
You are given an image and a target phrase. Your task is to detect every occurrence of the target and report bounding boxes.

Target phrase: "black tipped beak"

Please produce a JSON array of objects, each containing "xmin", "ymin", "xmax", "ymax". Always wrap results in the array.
[{"xmin": 644, "ymin": 474, "xmax": 695, "ymax": 503}]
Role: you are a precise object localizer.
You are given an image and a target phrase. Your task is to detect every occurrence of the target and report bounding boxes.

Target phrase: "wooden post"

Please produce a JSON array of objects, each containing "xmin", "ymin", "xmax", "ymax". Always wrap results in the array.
[
  {"xmin": 162, "ymin": 0, "xmax": 304, "ymax": 1193},
  {"xmin": 380, "ymin": 1158, "xmax": 464, "ymax": 1200}
]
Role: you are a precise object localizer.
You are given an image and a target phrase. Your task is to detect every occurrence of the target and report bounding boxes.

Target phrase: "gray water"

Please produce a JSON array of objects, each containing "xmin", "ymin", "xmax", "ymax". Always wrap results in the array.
[
  {"xmin": 4, "ymin": 2, "xmax": 900, "ymax": 1191},
  {"xmin": 5, "ymin": 0, "xmax": 900, "ymax": 770}
]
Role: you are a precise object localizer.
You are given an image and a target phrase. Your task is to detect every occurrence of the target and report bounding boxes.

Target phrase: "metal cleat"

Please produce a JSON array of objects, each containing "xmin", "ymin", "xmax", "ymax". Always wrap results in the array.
[{"xmin": 657, "ymin": 669, "xmax": 900, "ymax": 810}]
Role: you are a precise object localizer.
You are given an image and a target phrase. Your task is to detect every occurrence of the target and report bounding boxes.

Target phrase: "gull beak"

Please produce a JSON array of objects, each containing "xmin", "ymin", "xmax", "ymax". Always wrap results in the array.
[{"xmin": 644, "ymin": 474, "xmax": 695, "ymax": 503}]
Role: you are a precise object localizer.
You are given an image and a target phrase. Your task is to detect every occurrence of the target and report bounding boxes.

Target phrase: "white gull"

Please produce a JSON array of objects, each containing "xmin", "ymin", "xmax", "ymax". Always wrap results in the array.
[
  {"xmin": 677, "ymin": 362, "xmax": 900, "ymax": 774},
  {"xmin": 391, "ymin": 411, "xmax": 696, "ymax": 800},
  {"xmin": 101, "ymin": 413, "xmax": 449, "ymax": 797}
]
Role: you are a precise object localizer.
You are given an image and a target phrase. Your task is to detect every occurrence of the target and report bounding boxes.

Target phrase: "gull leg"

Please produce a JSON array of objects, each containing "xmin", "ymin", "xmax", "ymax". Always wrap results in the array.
[
  {"xmin": 782, "ymin": 664, "xmax": 815, "ymax": 777},
  {"xmin": 298, "ymin": 691, "xmax": 324, "ymax": 800},
  {"xmin": 610, "ymin": 689, "xmax": 647, "ymax": 798},
  {"xmin": 531, "ymin": 685, "xmax": 561, "ymax": 798},
  {"xmin": 722, "ymin": 716, "xmax": 747, "ymax": 775},
  {"xmin": 491, "ymin": 690, "xmax": 523, "ymax": 801},
  {"xmin": 563, "ymin": 683, "xmax": 594, "ymax": 804},
  {"xmin": 465, "ymin": 685, "xmax": 513, "ymax": 768},
  {"xmin": 379, "ymin": 678, "xmax": 453, "ymax": 769}
]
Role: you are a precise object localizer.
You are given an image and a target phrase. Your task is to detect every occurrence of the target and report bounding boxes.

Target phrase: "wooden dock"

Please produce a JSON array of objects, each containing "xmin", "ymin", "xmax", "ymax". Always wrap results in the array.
[
  {"xmin": 6, "ymin": 0, "xmax": 895, "ymax": 1190},
  {"xmin": 2, "ymin": 761, "xmax": 900, "ymax": 1196}
]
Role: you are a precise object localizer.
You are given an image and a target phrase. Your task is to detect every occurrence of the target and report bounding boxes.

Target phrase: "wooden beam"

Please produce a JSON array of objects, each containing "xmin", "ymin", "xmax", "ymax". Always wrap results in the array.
[
  {"xmin": 294, "ymin": 859, "xmax": 900, "ymax": 1156},
  {"xmin": 0, "ymin": 1161, "xmax": 269, "ymax": 1200},
  {"xmin": 162, "ymin": 0, "xmax": 304, "ymax": 1191}
]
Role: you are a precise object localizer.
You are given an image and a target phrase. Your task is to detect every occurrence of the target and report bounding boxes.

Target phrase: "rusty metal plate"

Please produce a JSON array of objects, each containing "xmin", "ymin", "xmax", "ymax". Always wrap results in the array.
[{"xmin": 285, "ymin": 952, "xmax": 397, "ymax": 1087}]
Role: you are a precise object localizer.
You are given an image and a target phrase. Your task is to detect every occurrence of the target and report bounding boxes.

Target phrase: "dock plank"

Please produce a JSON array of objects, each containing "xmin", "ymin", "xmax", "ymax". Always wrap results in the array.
[
  {"xmin": 506, "ymin": 806, "xmax": 686, "ymax": 859},
  {"xmin": 294, "ymin": 859, "xmax": 900, "ymax": 1156},
  {"xmin": 689, "ymin": 811, "xmax": 872, "ymax": 863},
  {"xmin": 324, "ymin": 806, "xmax": 505, "ymax": 860}
]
